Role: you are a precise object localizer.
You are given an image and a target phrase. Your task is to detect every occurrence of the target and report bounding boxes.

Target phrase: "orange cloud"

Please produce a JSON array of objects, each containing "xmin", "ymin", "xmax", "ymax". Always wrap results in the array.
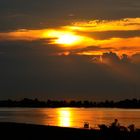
[
  {"xmin": 65, "ymin": 18, "xmax": 140, "ymax": 32},
  {"xmin": 0, "ymin": 29, "xmax": 44, "ymax": 41},
  {"xmin": 74, "ymin": 37, "xmax": 140, "ymax": 56},
  {"xmin": 0, "ymin": 29, "xmax": 95, "ymax": 49},
  {"xmin": 0, "ymin": 18, "xmax": 140, "ymax": 56}
]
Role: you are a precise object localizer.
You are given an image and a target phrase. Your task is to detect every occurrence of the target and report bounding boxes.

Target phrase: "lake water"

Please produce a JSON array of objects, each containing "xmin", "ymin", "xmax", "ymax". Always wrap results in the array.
[{"xmin": 0, "ymin": 107, "xmax": 140, "ymax": 129}]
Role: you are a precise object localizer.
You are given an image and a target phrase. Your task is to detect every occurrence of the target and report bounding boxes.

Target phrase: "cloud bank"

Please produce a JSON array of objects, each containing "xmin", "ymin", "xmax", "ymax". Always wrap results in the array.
[{"xmin": 0, "ymin": 18, "xmax": 140, "ymax": 56}]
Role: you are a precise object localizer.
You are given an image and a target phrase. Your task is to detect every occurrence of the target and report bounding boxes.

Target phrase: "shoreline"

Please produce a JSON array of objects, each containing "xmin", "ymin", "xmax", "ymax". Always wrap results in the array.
[
  {"xmin": 1, "ymin": 106, "xmax": 140, "ymax": 109},
  {"xmin": 0, "ymin": 122, "xmax": 140, "ymax": 140},
  {"xmin": 1, "ymin": 98, "xmax": 140, "ymax": 109}
]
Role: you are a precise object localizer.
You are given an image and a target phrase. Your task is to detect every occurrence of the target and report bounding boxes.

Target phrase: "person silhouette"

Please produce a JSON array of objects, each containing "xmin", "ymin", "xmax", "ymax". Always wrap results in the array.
[
  {"xmin": 84, "ymin": 122, "xmax": 89, "ymax": 128},
  {"xmin": 111, "ymin": 119, "xmax": 120, "ymax": 127}
]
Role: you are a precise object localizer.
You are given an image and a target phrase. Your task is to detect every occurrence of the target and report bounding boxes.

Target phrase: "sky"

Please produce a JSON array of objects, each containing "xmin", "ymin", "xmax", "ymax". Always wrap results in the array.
[{"xmin": 0, "ymin": 0, "xmax": 140, "ymax": 101}]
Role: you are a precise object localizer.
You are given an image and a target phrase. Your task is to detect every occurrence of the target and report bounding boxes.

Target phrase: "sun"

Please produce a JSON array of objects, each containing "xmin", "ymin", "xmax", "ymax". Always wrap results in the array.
[
  {"xmin": 56, "ymin": 34, "xmax": 79, "ymax": 45},
  {"xmin": 55, "ymin": 33, "xmax": 81, "ymax": 46},
  {"xmin": 42, "ymin": 30, "xmax": 86, "ymax": 47}
]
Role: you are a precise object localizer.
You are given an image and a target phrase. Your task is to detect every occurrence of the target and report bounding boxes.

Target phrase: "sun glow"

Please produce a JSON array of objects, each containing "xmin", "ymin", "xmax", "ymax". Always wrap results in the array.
[
  {"xmin": 0, "ymin": 17, "xmax": 140, "ymax": 55},
  {"xmin": 42, "ymin": 30, "xmax": 86, "ymax": 47},
  {"xmin": 56, "ymin": 34, "xmax": 80, "ymax": 45}
]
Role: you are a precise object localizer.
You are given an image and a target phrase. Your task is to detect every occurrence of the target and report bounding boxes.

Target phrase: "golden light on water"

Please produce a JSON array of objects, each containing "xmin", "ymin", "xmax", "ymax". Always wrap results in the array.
[{"xmin": 57, "ymin": 108, "xmax": 72, "ymax": 127}]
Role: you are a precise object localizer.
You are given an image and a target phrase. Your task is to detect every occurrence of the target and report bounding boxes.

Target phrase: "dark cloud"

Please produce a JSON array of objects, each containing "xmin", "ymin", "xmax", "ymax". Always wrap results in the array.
[
  {"xmin": 0, "ymin": 0, "xmax": 140, "ymax": 31},
  {"xmin": 0, "ymin": 39, "xmax": 63, "ymax": 55},
  {"xmin": 101, "ymin": 52, "xmax": 131, "ymax": 64},
  {"xmin": 70, "ymin": 46, "xmax": 113, "ymax": 54},
  {"xmin": 83, "ymin": 30, "xmax": 140, "ymax": 40},
  {"xmin": 0, "ymin": 0, "xmax": 140, "ymax": 100},
  {"xmin": 0, "ymin": 40, "xmax": 140, "ymax": 100},
  {"xmin": 132, "ymin": 53, "xmax": 140, "ymax": 63}
]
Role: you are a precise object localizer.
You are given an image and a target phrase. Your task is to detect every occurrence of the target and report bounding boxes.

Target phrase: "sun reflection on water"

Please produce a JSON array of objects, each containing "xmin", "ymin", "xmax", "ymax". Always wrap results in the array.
[{"xmin": 57, "ymin": 108, "xmax": 72, "ymax": 127}]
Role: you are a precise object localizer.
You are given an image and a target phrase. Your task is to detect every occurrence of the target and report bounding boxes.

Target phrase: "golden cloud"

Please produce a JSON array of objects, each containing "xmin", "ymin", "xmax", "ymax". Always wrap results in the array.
[
  {"xmin": 0, "ymin": 18, "xmax": 140, "ymax": 56},
  {"xmin": 65, "ymin": 18, "xmax": 140, "ymax": 32}
]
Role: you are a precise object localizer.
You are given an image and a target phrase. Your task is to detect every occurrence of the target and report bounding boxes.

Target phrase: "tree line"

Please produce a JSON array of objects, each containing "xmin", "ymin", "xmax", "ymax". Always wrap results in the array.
[{"xmin": 0, "ymin": 98, "xmax": 140, "ymax": 108}]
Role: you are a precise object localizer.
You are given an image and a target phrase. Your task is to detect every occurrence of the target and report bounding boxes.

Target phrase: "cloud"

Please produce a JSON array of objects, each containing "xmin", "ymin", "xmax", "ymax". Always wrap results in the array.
[
  {"xmin": 81, "ymin": 30, "xmax": 140, "ymax": 40},
  {"xmin": 0, "ymin": 0, "xmax": 140, "ymax": 101},
  {"xmin": 132, "ymin": 53, "xmax": 140, "ymax": 63},
  {"xmin": 66, "ymin": 18, "xmax": 140, "ymax": 32},
  {"xmin": 0, "ymin": 0, "xmax": 140, "ymax": 32},
  {"xmin": 0, "ymin": 29, "xmax": 46, "ymax": 41},
  {"xmin": 100, "ymin": 52, "xmax": 140, "ymax": 85},
  {"xmin": 0, "ymin": 41, "xmax": 140, "ymax": 100},
  {"xmin": 98, "ymin": 37, "xmax": 140, "ymax": 54},
  {"xmin": 0, "ymin": 18, "xmax": 140, "ymax": 56}
]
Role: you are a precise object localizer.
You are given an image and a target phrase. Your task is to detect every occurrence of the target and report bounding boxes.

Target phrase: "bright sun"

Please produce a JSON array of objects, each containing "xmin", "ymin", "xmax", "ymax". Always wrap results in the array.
[
  {"xmin": 42, "ymin": 30, "xmax": 85, "ymax": 47},
  {"xmin": 55, "ymin": 33, "xmax": 81, "ymax": 45}
]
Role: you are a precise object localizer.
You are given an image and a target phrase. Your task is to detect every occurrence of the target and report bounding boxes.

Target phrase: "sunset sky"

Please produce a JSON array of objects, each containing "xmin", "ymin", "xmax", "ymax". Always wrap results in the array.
[{"xmin": 0, "ymin": 0, "xmax": 140, "ymax": 101}]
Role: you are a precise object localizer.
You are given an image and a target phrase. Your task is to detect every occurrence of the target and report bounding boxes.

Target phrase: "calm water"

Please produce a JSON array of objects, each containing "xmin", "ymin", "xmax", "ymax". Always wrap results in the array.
[{"xmin": 0, "ymin": 108, "xmax": 140, "ymax": 129}]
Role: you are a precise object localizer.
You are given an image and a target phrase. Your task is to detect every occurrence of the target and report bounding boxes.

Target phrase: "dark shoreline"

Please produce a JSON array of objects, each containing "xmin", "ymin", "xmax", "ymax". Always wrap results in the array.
[
  {"xmin": 1, "ymin": 98, "xmax": 140, "ymax": 108},
  {"xmin": 1, "ymin": 106, "xmax": 140, "ymax": 109},
  {"xmin": 0, "ymin": 122, "xmax": 140, "ymax": 140}
]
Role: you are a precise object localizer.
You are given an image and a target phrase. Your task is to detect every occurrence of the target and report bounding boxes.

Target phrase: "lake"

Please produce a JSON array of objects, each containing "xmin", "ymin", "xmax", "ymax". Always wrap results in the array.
[{"xmin": 0, "ymin": 107, "xmax": 140, "ymax": 129}]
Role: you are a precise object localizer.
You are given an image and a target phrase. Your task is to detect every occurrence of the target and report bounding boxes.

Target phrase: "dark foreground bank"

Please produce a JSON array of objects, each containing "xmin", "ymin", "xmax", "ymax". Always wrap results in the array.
[{"xmin": 0, "ymin": 122, "xmax": 140, "ymax": 140}]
